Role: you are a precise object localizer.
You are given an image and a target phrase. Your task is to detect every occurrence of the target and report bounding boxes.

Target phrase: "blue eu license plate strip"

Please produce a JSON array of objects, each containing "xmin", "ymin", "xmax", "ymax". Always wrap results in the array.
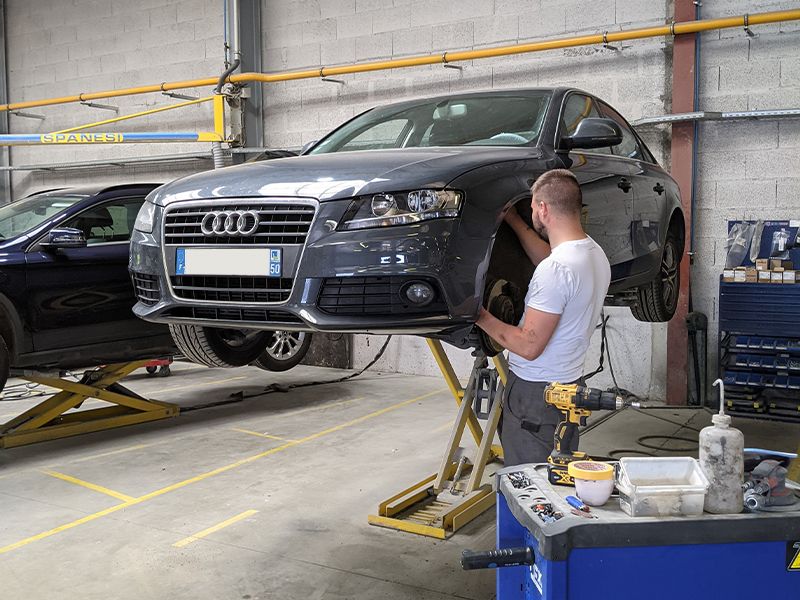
[
  {"xmin": 268, "ymin": 248, "xmax": 282, "ymax": 277},
  {"xmin": 176, "ymin": 248, "xmax": 186, "ymax": 275}
]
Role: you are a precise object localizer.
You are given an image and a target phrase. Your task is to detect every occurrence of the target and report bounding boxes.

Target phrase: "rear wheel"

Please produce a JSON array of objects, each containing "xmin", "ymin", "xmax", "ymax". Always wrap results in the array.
[
  {"xmin": 630, "ymin": 231, "xmax": 681, "ymax": 322},
  {"xmin": 0, "ymin": 335, "xmax": 8, "ymax": 393},
  {"xmin": 252, "ymin": 331, "xmax": 312, "ymax": 372},
  {"xmin": 169, "ymin": 324, "xmax": 272, "ymax": 367}
]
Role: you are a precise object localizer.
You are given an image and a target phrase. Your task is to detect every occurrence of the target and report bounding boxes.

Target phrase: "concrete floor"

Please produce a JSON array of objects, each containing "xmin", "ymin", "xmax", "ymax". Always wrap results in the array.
[{"xmin": 0, "ymin": 361, "xmax": 797, "ymax": 600}]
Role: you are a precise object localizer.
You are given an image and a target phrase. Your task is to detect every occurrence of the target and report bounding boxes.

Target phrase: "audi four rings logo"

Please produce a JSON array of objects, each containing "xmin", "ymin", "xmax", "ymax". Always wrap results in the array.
[{"xmin": 200, "ymin": 210, "xmax": 260, "ymax": 236}]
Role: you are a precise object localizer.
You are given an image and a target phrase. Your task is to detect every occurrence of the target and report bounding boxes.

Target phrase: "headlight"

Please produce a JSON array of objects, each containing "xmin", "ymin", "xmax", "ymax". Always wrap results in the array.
[
  {"xmin": 338, "ymin": 190, "xmax": 462, "ymax": 231},
  {"xmin": 133, "ymin": 200, "xmax": 156, "ymax": 233}
]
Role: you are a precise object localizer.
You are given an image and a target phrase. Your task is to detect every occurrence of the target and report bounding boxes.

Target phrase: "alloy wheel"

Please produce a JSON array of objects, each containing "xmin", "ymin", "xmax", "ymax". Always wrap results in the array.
[{"xmin": 265, "ymin": 331, "xmax": 307, "ymax": 361}]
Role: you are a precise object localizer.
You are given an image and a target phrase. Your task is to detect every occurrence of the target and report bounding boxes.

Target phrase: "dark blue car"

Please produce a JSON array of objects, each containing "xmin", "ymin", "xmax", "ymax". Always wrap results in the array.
[
  {"xmin": 0, "ymin": 183, "xmax": 314, "ymax": 392},
  {"xmin": 0, "ymin": 184, "xmax": 177, "ymax": 391}
]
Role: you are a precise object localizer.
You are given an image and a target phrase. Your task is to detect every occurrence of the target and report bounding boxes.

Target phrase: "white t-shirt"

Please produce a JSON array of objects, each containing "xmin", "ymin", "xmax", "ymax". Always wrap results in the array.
[{"xmin": 508, "ymin": 236, "xmax": 611, "ymax": 383}]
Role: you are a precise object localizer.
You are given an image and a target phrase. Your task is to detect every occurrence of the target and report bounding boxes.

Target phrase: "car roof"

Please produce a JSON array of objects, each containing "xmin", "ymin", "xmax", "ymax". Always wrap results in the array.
[{"xmin": 33, "ymin": 183, "xmax": 163, "ymax": 198}]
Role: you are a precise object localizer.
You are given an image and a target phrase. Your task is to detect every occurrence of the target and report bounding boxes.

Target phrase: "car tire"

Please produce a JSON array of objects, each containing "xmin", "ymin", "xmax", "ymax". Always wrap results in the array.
[
  {"xmin": 0, "ymin": 335, "xmax": 8, "ymax": 393},
  {"xmin": 630, "ymin": 230, "xmax": 681, "ymax": 322},
  {"xmin": 168, "ymin": 324, "xmax": 273, "ymax": 368},
  {"xmin": 252, "ymin": 331, "xmax": 313, "ymax": 372}
]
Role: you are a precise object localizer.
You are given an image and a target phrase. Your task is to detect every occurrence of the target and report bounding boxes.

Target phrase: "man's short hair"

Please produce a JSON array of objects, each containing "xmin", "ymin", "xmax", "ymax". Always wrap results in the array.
[{"xmin": 531, "ymin": 169, "xmax": 582, "ymax": 216}]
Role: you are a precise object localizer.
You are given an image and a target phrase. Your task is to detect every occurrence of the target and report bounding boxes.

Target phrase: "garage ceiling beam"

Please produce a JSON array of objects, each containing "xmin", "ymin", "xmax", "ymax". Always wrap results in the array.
[{"xmin": 666, "ymin": 0, "xmax": 698, "ymax": 406}]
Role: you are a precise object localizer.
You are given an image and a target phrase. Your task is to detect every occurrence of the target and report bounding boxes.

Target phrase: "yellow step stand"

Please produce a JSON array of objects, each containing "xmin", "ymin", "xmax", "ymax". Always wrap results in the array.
[{"xmin": 369, "ymin": 339, "xmax": 507, "ymax": 539}]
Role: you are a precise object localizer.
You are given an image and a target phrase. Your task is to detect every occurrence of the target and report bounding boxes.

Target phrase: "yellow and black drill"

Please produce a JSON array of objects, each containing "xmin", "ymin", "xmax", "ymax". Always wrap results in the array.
[{"xmin": 544, "ymin": 383, "xmax": 639, "ymax": 486}]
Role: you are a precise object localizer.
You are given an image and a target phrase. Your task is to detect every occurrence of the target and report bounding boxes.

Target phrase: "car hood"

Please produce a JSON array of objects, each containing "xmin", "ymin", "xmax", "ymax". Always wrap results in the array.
[{"xmin": 151, "ymin": 146, "xmax": 542, "ymax": 204}]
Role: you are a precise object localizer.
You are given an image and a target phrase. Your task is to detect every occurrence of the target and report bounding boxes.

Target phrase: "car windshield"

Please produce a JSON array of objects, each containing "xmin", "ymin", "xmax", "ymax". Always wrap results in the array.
[
  {"xmin": 309, "ymin": 92, "xmax": 551, "ymax": 154},
  {"xmin": 0, "ymin": 194, "xmax": 86, "ymax": 240}
]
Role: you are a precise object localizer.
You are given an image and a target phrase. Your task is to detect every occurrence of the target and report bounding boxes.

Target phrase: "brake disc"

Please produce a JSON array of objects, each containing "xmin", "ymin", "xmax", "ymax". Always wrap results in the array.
[{"xmin": 479, "ymin": 278, "xmax": 521, "ymax": 357}]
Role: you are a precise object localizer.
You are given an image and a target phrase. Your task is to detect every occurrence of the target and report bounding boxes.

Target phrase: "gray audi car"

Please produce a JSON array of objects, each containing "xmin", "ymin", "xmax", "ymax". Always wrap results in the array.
[{"xmin": 130, "ymin": 88, "xmax": 683, "ymax": 364}]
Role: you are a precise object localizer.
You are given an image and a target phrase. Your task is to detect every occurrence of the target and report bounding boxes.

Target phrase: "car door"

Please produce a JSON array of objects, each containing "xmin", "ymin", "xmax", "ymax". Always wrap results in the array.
[
  {"xmin": 557, "ymin": 93, "xmax": 636, "ymax": 279},
  {"xmin": 25, "ymin": 195, "xmax": 159, "ymax": 351},
  {"xmin": 597, "ymin": 100, "xmax": 665, "ymax": 271}
]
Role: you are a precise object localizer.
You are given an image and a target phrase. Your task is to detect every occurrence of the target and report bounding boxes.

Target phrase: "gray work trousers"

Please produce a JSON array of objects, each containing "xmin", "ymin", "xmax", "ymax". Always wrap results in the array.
[{"xmin": 500, "ymin": 371, "xmax": 581, "ymax": 468}]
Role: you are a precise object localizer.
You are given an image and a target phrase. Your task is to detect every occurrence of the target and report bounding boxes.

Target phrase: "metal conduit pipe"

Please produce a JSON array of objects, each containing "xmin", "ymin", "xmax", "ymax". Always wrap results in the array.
[
  {"xmin": 211, "ymin": 141, "xmax": 226, "ymax": 169},
  {"xmin": 0, "ymin": 9, "xmax": 798, "ymax": 113}
]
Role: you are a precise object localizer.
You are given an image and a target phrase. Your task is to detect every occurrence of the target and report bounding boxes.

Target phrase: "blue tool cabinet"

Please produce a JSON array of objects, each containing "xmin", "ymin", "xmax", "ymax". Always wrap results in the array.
[
  {"xmin": 719, "ymin": 280, "xmax": 800, "ymax": 421},
  {"xmin": 719, "ymin": 219, "xmax": 800, "ymax": 421},
  {"xmin": 494, "ymin": 465, "xmax": 800, "ymax": 600}
]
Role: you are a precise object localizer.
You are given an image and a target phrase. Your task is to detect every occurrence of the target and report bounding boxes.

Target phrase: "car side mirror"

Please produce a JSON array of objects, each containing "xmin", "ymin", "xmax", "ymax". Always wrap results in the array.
[
  {"xmin": 562, "ymin": 118, "xmax": 622, "ymax": 150},
  {"xmin": 41, "ymin": 227, "xmax": 87, "ymax": 250}
]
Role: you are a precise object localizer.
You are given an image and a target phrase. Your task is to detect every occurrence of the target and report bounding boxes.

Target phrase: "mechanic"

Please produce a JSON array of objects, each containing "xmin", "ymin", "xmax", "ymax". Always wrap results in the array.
[{"xmin": 476, "ymin": 169, "xmax": 611, "ymax": 466}]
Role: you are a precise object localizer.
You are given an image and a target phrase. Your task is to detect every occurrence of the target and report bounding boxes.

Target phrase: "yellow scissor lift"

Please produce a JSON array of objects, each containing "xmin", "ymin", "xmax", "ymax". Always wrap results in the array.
[
  {"xmin": 0, "ymin": 361, "xmax": 179, "ymax": 448},
  {"xmin": 369, "ymin": 339, "xmax": 507, "ymax": 539}
]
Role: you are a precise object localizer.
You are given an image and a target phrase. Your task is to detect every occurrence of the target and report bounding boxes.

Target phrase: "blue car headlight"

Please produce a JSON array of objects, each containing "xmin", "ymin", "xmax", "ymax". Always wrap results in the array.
[
  {"xmin": 338, "ymin": 189, "xmax": 463, "ymax": 231},
  {"xmin": 133, "ymin": 200, "xmax": 157, "ymax": 233}
]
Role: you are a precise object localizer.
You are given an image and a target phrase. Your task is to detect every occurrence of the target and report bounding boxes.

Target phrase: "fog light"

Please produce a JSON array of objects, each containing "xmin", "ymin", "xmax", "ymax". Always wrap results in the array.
[{"xmin": 403, "ymin": 281, "xmax": 435, "ymax": 306}]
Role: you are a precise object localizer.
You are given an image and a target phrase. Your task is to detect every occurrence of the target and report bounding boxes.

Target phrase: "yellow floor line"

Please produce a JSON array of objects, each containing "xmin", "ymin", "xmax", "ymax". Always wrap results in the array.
[
  {"xmin": 41, "ymin": 470, "xmax": 136, "ymax": 503},
  {"xmin": 277, "ymin": 396, "xmax": 365, "ymax": 418},
  {"xmin": 430, "ymin": 419, "xmax": 455, "ymax": 433},
  {"xmin": 156, "ymin": 375, "xmax": 249, "ymax": 394},
  {"xmin": 0, "ymin": 388, "xmax": 444, "ymax": 555},
  {"xmin": 70, "ymin": 443, "xmax": 159, "ymax": 463},
  {"xmin": 172, "ymin": 509, "xmax": 259, "ymax": 548},
  {"xmin": 231, "ymin": 428, "xmax": 296, "ymax": 442}
]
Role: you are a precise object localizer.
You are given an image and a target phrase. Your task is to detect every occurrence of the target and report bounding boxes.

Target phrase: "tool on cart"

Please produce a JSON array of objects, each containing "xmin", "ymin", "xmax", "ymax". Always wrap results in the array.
[
  {"xmin": 743, "ymin": 459, "xmax": 799, "ymax": 511},
  {"xmin": 461, "ymin": 547, "xmax": 534, "ymax": 571},
  {"xmin": 544, "ymin": 383, "xmax": 639, "ymax": 485}
]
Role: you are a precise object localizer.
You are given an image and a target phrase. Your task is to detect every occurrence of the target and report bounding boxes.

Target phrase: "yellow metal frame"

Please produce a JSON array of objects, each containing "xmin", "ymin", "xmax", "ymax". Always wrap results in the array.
[
  {"xmin": 368, "ymin": 339, "xmax": 507, "ymax": 539},
  {"xmin": 0, "ymin": 361, "xmax": 179, "ymax": 448}
]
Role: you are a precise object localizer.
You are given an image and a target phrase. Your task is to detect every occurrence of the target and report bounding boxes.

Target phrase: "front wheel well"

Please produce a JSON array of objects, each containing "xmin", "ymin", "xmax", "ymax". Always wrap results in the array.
[{"xmin": 667, "ymin": 209, "xmax": 686, "ymax": 254}]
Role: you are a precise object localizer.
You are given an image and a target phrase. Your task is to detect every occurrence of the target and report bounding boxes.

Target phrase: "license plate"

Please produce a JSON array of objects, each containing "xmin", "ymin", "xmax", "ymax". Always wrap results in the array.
[{"xmin": 175, "ymin": 248, "xmax": 282, "ymax": 277}]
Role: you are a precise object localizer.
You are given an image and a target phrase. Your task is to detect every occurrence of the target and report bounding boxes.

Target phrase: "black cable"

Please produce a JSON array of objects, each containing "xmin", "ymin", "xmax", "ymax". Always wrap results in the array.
[
  {"xmin": 182, "ymin": 335, "xmax": 394, "ymax": 412},
  {"xmin": 636, "ymin": 434, "xmax": 698, "ymax": 453}
]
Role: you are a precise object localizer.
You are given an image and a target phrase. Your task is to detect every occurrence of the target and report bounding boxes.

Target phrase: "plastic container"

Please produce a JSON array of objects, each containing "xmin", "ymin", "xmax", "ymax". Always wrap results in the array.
[
  {"xmin": 568, "ymin": 461, "xmax": 615, "ymax": 506},
  {"xmin": 699, "ymin": 379, "xmax": 744, "ymax": 514},
  {"xmin": 616, "ymin": 457, "xmax": 709, "ymax": 517}
]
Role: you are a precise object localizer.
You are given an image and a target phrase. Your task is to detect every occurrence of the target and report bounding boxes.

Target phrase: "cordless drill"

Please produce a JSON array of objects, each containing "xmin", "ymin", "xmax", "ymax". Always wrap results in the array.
[{"xmin": 544, "ymin": 383, "xmax": 639, "ymax": 485}]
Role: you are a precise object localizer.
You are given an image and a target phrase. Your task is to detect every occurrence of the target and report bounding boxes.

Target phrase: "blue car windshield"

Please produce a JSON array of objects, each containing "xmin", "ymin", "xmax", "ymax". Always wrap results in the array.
[
  {"xmin": 309, "ymin": 93, "xmax": 551, "ymax": 154},
  {"xmin": 0, "ymin": 194, "xmax": 86, "ymax": 239}
]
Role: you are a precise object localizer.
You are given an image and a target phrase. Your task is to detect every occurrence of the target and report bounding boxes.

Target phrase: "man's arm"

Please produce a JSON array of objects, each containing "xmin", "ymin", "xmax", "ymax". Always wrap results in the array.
[
  {"xmin": 505, "ymin": 208, "xmax": 551, "ymax": 266},
  {"xmin": 476, "ymin": 306, "xmax": 561, "ymax": 361}
]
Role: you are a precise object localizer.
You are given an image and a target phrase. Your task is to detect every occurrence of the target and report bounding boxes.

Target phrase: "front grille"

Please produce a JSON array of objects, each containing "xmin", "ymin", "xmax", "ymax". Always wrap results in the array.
[
  {"xmin": 164, "ymin": 202, "xmax": 316, "ymax": 246},
  {"xmin": 318, "ymin": 276, "xmax": 449, "ymax": 316},
  {"xmin": 132, "ymin": 272, "xmax": 160, "ymax": 306},
  {"xmin": 163, "ymin": 306, "xmax": 303, "ymax": 324},
  {"xmin": 170, "ymin": 275, "xmax": 293, "ymax": 303}
]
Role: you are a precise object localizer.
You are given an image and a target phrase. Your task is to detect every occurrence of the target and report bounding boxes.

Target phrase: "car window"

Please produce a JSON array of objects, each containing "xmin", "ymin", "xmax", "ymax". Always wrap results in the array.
[
  {"xmin": 337, "ymin": 119, "xmax": 411, "ymax": 152},
  {"xmin": 63, "ymin": 197, "xmax": 145, "ymax": 245},
  {"xmin": 559, "ymin": 94, "xmax": 611, "ymax": 155},
  {"xmin": 0, "ymin": 195, "xmax": 85, "ymax": 240},
  {"xmin": 597, "ymin": 101, "xmax": 644, "ymax": 161},
  {"xmin": 309, "ymin": 93, "xmax": 552, "ymax": 154}
]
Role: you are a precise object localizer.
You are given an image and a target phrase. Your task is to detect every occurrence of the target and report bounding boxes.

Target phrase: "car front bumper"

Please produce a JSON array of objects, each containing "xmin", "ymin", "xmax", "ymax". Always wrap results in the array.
[{"xmin": 130, "ymin": 197, "xmax": 489, "ymax": 338}]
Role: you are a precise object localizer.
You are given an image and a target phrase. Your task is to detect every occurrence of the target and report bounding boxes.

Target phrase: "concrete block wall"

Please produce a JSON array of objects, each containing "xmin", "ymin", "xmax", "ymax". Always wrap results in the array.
[
  {"xmin": 691, "ymin": 0, "xmax": 800, "ymax": 384},
  {"xmin": 5, "ymin": 0, "xmax": 225, "ymax": 196}
]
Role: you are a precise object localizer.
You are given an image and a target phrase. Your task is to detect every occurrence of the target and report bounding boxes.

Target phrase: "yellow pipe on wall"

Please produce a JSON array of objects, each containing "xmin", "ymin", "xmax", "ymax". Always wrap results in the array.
[{"xmin": 1, "ymin": 9, "xmax": 798, "ymax": 113}]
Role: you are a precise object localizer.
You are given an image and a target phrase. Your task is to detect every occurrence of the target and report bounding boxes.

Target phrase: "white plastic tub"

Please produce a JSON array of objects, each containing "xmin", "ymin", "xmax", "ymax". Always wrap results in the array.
[{"xmin": 616, "ymin": 457, "xmax": 710, "ymax": 517}]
